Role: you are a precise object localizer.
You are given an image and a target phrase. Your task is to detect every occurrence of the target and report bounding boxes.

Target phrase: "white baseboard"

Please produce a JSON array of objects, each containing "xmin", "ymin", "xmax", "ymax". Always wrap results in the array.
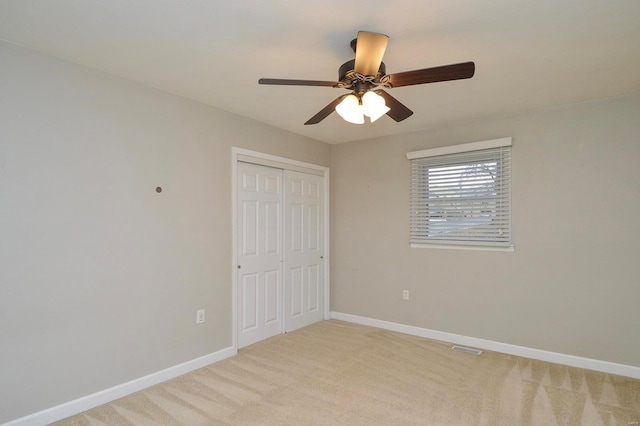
[
  {"xmin": 331, "ymin": 311, "xmax": 640, "ymax": 379},
  {"xmin": 5, "ymin": 346, "xmax": 237, "ymax": 426}
]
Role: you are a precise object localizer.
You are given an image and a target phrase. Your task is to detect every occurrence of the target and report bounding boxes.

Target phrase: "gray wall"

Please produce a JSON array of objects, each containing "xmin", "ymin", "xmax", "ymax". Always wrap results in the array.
[
  {"xmin": 331, "ymin": 94, "xmax": 640, "ymax": 368},
  {"xmin": 0, "ymin": 42, "xmax": 330, "ymax": 423}
]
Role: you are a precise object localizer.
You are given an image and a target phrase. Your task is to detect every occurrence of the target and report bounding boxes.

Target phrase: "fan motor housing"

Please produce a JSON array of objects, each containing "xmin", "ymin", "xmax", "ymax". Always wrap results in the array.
[{"xmin": 338, "ymin": 59, "xmax": 386, "ymax": 83}]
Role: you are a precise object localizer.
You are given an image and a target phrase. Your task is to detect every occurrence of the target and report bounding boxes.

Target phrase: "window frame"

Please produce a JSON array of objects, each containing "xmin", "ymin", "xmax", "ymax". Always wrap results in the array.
[{"xmin": 406, "ymin": 137, "xmax": 514, "ymax": 252}]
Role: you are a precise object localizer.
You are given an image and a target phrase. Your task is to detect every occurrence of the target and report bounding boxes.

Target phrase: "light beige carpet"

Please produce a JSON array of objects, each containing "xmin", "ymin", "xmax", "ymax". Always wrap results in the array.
[{"xmin": 55, "ymin": 320, "xmax": 640, "ymax": 425}]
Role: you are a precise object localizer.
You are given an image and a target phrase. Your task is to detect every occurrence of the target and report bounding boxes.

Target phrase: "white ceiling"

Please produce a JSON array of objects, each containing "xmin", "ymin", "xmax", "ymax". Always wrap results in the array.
[{"xmin": 1, "ymin": 1, "xmax": 639, "ymax": 144}]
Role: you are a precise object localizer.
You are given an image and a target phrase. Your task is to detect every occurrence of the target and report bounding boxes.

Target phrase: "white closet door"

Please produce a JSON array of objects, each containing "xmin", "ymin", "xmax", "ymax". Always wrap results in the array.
[
  {"xmin": 283, "ymin": 170, "xmax": 325, "ymax": 332},
  {"xmin": 237, "ymin": 162, "xmax": 283, "ymax": 348}
]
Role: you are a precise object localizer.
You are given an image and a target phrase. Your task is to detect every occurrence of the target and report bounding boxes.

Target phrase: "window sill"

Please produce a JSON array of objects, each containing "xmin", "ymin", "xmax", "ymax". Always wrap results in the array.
[{"xmin": 410, "ymin": 243, "xmax": 515, "ymax": 252}]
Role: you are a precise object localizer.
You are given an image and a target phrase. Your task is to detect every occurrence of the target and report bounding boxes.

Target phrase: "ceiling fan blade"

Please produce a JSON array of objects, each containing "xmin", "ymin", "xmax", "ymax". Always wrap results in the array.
[
  {"xmin": 304, "ymin": 95, "xmax": 346, "ymax": 125},
  {"xmin": 354, "ymin": 31, "xmax": 389, "ymax": 76},
  {"xmin": 387, "ymin": 62, "xmax": 475, "ymax": 88},
  {"xmin": 376, "ymin": 90, "xmax": 414, "ymax": 122},
  {"xmin": 259, "ymin": 78, "xmax": 338, "ymax": 87}
]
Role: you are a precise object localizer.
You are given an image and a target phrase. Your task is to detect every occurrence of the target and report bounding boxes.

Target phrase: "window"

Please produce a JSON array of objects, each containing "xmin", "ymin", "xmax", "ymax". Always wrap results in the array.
[{"xmin": 407, "ymin": 138, "xmax": 513, "ymax": 250}]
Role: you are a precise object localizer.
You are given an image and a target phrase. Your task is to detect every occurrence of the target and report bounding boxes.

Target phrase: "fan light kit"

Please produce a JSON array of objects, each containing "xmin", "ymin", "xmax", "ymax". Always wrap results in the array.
[
  {"xmin": 336, "ymin": 92, "xmax": 390, "ymax": 124},
  {"xmin": 259, "ymin": 31, "xmax": 475, "ymax": 125}
]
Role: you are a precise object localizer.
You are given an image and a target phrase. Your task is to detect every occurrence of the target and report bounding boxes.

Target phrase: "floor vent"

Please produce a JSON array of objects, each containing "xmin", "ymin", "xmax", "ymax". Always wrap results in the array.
[{"xmin": 452, "ymin": 345, "xmax": 482, "ymax": 355}]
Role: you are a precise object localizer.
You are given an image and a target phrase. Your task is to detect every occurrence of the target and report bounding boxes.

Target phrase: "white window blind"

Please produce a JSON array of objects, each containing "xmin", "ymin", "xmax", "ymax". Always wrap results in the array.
[{"xmin": 408, "ymin": 138, "xmax": 512, "ymax": 248}]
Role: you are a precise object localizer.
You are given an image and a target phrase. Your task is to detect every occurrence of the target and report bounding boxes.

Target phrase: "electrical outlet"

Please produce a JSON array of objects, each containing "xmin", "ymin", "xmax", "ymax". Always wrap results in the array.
[
  {"xmin": 403, "ymin": 290, "xmax": 409, "ymax": 300},
  {"xmin": 196, "ymin": 309, "xmax": 205, "ymax": 324}
]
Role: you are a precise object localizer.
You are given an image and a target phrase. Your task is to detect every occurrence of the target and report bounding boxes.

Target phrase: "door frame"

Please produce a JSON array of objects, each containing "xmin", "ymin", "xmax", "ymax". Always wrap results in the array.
[{"xmin": 231, "ymin": 147, "xmax": 330, "ymax": 351}]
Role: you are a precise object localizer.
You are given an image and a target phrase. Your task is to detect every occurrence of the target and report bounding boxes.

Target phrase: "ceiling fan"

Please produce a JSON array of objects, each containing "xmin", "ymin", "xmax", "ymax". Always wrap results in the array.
[{"xmin": 258, "ymin": 31, "xmax": 475, "ymax": 125}]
